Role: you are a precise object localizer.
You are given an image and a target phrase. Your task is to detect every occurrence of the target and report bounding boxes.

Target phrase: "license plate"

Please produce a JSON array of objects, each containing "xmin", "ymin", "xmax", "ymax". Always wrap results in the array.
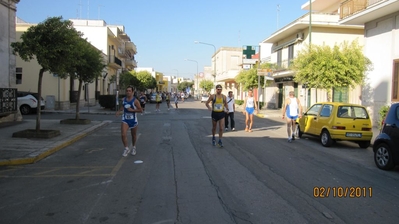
[{"xmin": 346, "ymin": 132, "xmax": 362, "ymax": 138}]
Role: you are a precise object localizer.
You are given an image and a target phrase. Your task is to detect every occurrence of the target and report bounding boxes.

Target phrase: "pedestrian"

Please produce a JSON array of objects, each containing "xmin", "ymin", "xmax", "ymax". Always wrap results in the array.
[
  {"xmin": 174, "ymin": 92, "xmax": 179, "ymax": 109},
  {"xmin": 206, "ymin": 84, "xmax": 229, "ymax": 147},
  {"xmin": 166, "ymin": 92, "xmax": 171, "ymax": 110},
  {"xmin": 155, "ymin": 91, "xmax": 162, "ymax": 112},
  {"xmin": 225, "ymin": 91, "xmax": 235, "ymax": 131},
  {"xmin": 139, "ymin": 92, "xmax": 147, "ymax": 115},
  {"xmin": 243, "ymin": 89, "xmax": 258, "ymax": 132},
  {"xmin": 282, "ymin": 91, "xmax": 303, "ymax": 142},
  {"xmin": 116, "ymin": 86, "xmax": 142, "ymax": 157},
  {"xmin": 181, "ymin": 91, "xmax": 185, "ymax": 102}
]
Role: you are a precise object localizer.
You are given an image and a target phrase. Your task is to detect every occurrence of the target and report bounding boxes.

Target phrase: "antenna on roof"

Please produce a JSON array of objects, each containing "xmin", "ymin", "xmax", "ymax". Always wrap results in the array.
[{"xmin": 277, "ymin": 4, "xmax": 280, "ymax": 29}]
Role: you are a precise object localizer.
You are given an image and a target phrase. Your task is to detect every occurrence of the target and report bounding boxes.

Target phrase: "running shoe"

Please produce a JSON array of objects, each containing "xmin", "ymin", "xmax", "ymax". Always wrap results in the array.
[
  {"xmin": 292, "ymin": 134, "xmax": 295, "ymax": 141},
  {"xmin": 287, "ymin": 138, "xmax": 292, "ymax": 143},
  {"xmin": 212, "ymin": 137, "xmax": 216, "ymax": 146},
  {"xmin": 232, "ymin": 128, "xmax": 236, "ymax": 131},
  {"xmin": 217, "ymin": 140, "xmax": 224, "ymax": 148},
  {"xmin": 131, "ymin": 146, "xmax": 136, "ymax": 156},
  {"xmin": 122, "ymin": 148, "xmax": 130, "ymax": 157},
  {"xmin": 225, "ymin": 128, "xmax": 228, "ymax": 131}
]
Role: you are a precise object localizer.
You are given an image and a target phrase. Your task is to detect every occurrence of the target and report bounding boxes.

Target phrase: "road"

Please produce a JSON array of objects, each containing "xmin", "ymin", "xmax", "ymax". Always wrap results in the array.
[{"xmin": 1, "ymin": 100, "xmax": 399, "ymax": 224}]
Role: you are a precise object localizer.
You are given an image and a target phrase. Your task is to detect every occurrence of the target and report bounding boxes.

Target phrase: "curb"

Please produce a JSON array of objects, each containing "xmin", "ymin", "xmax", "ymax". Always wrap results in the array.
[{"xmin": 0, "ymin": 120, "xmax": 111, "ymax": 166}]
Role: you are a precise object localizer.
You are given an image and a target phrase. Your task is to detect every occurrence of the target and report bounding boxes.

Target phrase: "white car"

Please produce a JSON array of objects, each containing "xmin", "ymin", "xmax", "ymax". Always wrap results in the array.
[
  {"xmin": 17, "ymin": 91, "xmax": 45, "ymax": 115},
  {"xmin": 201, "ymin": 94, "xmax": 209, "ymax": 103}
]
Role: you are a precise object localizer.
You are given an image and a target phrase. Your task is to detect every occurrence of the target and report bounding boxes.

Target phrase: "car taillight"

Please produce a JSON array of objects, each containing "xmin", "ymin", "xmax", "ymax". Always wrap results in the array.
[
  {"xmin": 362, "ymin": 128, "xmax": 371, "ymax": 131},
  {"xmin": 332, "ymin": 126, "xmax": 346, "ymax": 130},
  {"xmin": 30, "ymin": 99, "xmax": 37, "ymax": 103}
]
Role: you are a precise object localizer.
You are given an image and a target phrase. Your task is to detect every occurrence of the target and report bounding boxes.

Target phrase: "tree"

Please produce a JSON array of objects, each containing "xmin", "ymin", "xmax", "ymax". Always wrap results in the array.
[
  {"xmin": 199, "ymin": 80, "xmax": 214, "ymax": 93},
  {"xmin": 292, "ymin": 40, "xmax": 372, "ymax": 101},
  {"xmin": 177, "ymin": 81, "xmax": 194, "ymax": 91},
  {"xmin": 11, "ymin": 16, "xmax": 82, "ymax": 132},
  {"xmin": 68, "ymin": 38, "xmax": 106, "ymax": 120},
  {"xmin": 135, "ymin": 71, "xmax": 156, "ymax": 91},
  {"xmin": 119, "ymin": 71, "xmax": 139, "ymax": 91},
  {"xmin": 235, "ymin": 63, "xmax": 270, "ymax": 91}
]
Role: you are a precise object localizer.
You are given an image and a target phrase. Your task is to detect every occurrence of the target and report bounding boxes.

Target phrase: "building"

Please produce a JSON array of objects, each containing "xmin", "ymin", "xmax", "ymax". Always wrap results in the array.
[
  {"xmin": 0, "ymin": 0, "xmax": 20, "ymax": 122},
  {"xmin": 15, "ymin": 18, "xmax": 136, "ymax": 110},
  {"xmin": 337, "ymin": 0, "xmax": 399, "ymax": 125},
  {"xmin": 261, "ymin": 0, "xmax": 364, "ymax": 110}
]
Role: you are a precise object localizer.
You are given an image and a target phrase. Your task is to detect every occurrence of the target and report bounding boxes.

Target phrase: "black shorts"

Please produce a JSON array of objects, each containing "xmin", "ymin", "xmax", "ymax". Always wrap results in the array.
[
  {"xmin": 211, "ymin": 111, "xmax": 225, "ymax": 121},
  {"xmin": 140, "ymin": 103, "xmax": 146, "ymax": 108}
]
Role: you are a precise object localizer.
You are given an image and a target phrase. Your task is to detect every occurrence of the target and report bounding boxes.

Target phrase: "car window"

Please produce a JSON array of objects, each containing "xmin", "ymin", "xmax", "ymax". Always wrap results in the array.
[
  {"xmin": 320, "ymin": 105, "xmax": 333, "ymax": 117},
  {"xmin": 337, "ymin": 106, "xmax": 369, "ymax": 119},
  {"xmin": 306, "ymin": 104, "xmax": 322, "ymax": 116},
  {"xmin": 396, "ymin": 107, "xmax": 399, "ymax": 120}
]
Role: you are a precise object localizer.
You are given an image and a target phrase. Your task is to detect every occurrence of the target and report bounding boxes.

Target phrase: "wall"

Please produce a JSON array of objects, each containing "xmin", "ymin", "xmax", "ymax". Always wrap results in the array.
[{"xmin": 363, "ymin": 11, "xmax": 399, "ymax": 125}]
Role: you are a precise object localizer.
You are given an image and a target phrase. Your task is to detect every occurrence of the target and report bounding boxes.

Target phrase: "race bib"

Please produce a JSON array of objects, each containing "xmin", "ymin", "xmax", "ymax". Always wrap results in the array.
[
  {"xmin": 125, "ymin": 113, "xmax": 134, "ymax": 120},
  {"xmin": 214, "ymin": 103, "xmax": 223, "ymax": 110}
]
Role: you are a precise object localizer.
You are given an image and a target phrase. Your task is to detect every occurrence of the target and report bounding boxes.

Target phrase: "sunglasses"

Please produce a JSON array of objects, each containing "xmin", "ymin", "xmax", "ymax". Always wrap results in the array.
[{"xmin": 217, "ymin": 89, "xmax": 222, "ymax": 90}]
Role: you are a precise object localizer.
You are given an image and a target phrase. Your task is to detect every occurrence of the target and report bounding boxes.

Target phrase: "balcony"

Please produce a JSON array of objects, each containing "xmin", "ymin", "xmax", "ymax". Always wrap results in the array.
[
  {"xmin": 125, "ymin": 58, "xmax": 137, "ymax": 68},
  {"xmin": 125, "ymin": 41, "xmax": 137, "ymax": 54},
  {"xmin": 108, "ymin": 55, "xmax": 122, "ymax": 69},
  {"xmin": 339, "ymin": 0, "xmax": 399, "ymax": 24}
]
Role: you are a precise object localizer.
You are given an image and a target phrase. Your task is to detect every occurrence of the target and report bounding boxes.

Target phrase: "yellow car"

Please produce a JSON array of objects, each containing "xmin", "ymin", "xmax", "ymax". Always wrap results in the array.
[{"xmin": 296, "ymin": 102, "xmax": 373, "ymax": 148}]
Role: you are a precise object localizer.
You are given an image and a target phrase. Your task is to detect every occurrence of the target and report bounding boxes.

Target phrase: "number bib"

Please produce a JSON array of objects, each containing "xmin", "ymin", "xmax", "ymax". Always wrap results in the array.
[{"xmin": 125, "ymin": 113, "xmax": 134, "ymax": 120}]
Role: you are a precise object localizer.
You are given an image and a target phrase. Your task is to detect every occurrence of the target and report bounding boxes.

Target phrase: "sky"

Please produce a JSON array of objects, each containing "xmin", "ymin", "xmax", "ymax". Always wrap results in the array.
[{"xmin": 16, "ymin": 0, "xmax": 309, "ymax": 79}]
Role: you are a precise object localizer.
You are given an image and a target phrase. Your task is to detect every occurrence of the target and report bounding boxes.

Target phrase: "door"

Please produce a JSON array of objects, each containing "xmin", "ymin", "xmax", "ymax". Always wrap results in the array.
[
  {"xmin": 301, "ymin": 104, "xmax": 322, "ymax": 134},
  {"xmin": 278, "ymin": 84, "xmax": 283, "ymax": 108}
]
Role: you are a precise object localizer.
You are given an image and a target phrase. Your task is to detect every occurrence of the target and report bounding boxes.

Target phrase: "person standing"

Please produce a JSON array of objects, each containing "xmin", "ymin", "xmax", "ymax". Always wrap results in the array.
[
  {"xmin": 174, "ymin": 92, "xmax": 179, "ymax": 109},
  {"xmin": 116, "ymin": 86, "xmax": 142, "ymax": 157},
  {"xmin": 282, "ymin": 91, "xmax": 303, "ymax": 142},
  {"xmin": 155, "ymin": 91, "xmax": 162, "ymax": 112},
  {"xmin": 139, "ymin": 92, "xmax": 147, "ymax": 115},
  {"xmin": 243, "ymin": 89, "xmax": 258, "ymax": 132},
  {"xmin": 165, "ymin": 92, "xmax": 171, "ymax": 110},
  {"xmin": 181, "ymin": 91, "xmax": 185, "ymax": 102},
  {"xmin": 206, "ymin": 84, "xmax": 229, "ymax": 147},
  {"xmin": 225, "ymin": 91, "xmax": 235, "ymax": 131}
]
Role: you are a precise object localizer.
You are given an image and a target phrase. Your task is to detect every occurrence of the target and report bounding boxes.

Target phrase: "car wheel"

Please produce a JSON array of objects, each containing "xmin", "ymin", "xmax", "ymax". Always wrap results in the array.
[
  {"xmin": 320, "ymin": 130, "xmax": 333, "ymax": 147},
  {"xmin": 295, "ymin": 124, "xmax": 303, "ymax": 138},
  {"xmin": 20, "ymin": 105, "xmax": 31, "ymax": 115},
  {"xmin": 358, "ymin": 141, "xmax": 370, "ymax": 149},
  {"xmin": 374, "ymin": 143, "xmax": 395, "ymax": 170}
]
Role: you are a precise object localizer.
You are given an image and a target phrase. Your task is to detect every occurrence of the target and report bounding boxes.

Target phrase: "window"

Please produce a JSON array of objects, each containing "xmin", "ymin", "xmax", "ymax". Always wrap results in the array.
[
  {"xmin": 392, "ymin": 60, "xmax": 399, "ymax": 101},
  {"xmin": 306, "ymin": 104, "xmax": 322, "ymax": 116},
  {"xmin": 16, "ymin": 67, "xmax": 22, "ymax": 84},
  {"xmin": 277, "ymin": 49, "xmax": 282, "ymax": 68},
  {"xmin": 288, "ymin": 44, "xmax": 294, "ymax": 67},
  {"xmin": 338, "ymin": 106, "xmax": 369, "ymax": 119},
  {"xmin": 320, "ymin": 105, "xmax": 333, "ymax": 117}
]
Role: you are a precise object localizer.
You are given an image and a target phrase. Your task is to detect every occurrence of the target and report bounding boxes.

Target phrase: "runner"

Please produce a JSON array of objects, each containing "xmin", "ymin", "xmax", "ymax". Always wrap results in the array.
[
  {"xmin": 139, "ymin": 92, "xmax": 147, "ymax": 115},
  {"xmin": 243, "ymin": 89, "xmax": 258, "ymax": 132},
  {"xmin": 282, "ymin": 91, "xmax": 303, "ymax": 142},
  {"xmin": 181, "ymin": 91, "xmax": 185, "ymax": 102},
  {"xmin": 206, "ymin": 84, "xmax": 229, "ymax": 147},
  {"xmin": 116, "ymin": 86, "xmax": 142, "ymax": 157},
  {"xmin": 155, "ymin": 91, "xmax": 162, "ymax": 112}
]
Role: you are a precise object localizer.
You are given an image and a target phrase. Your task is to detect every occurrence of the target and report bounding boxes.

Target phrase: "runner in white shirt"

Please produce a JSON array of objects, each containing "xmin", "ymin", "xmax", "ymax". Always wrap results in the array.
[{"xmin": 282, "ymin": 91, "xmax": 303, "ymax": 142}]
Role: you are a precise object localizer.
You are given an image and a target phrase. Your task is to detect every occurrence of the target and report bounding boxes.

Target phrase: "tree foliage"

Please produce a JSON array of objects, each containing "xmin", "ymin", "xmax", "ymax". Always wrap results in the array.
[
  {"xmin": 177, "ymin": 81, "xmax": 194, "ymax": 91},
  {"xmin": 119, "ymin": 70, "xmax": 156, "ymax": 91},
  {"xmin": 199, "ymin": 80, "xmax": 214, "ymax": 93},
  {"xmin": 68, "ymin": 38, "xmax": 106, "ymax": 120},
  {"xmin": 11, "ymin": 16, "xmax": 82, "ymax": 131},
  {"xmin": 292, "ymin": 40, "xmax": 372, "ymax": 100},
  {"xmin": 235, "ymin": 63, "xmax": 272, "ymax": 91}
]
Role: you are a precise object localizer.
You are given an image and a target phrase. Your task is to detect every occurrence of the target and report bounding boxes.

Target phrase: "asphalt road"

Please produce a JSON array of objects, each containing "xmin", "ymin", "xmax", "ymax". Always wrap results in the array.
[{"xmin": 1, "ymin": 101, "xmax": 399, "ymax": 224}]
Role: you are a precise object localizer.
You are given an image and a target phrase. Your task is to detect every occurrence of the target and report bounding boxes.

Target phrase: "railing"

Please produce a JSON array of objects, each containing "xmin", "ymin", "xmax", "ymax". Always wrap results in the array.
[
  {"xmin": 109, "ymin": 55, "xmax": 122, "ymax": 67},
  {"xmin": 0, "ymin": 88, "xmax": 17, "ymax": 116},
  {"xmin": 340, "ymin": 0, "xmax": 385, "ymax": 19}
]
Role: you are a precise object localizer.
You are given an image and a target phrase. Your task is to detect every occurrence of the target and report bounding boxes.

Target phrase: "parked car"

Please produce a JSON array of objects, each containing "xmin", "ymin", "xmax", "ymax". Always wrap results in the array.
[
  {"xmin": 201, "ymin": 94, "xmax": 209, "ymax": 103},
  {"xmin": 373, "ymin": 103, "xmax": 399, "ymax": 170},
  {"xmin": 149, "ymin": 93, "xmax": 158, "ymax": 103},
  {"xmin": 17, "ymin": 91, "xmax": 45, "ymax": 115},
  {"xmin": 296, "ymin": 102, "xmax": 373, "ymax": 148}
]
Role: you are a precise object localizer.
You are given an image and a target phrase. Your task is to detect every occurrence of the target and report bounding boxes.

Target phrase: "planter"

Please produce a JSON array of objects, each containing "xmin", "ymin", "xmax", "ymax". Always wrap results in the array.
[
  {"xmin": 60, "ymin": 119, "xmax": 91, "ymax": 125},
  {"xmin": 12, "ymin": 129, "xmax": 61, "ymax": 139}
]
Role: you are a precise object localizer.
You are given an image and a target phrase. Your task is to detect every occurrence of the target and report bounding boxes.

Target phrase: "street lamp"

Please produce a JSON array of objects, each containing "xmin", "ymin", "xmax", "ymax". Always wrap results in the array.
[
  {"xmin": 184, "ymin": 59, "xmax": 198, "ymax": 99},
  {"xmin": 194, "ymin": 41, "xmax": 217, "ymax": 90}
]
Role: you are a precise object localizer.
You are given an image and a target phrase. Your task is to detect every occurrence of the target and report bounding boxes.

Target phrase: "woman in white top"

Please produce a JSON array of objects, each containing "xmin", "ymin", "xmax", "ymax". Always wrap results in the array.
[{"xmin": 243, "ymin": 89, "xmax": 258, "ymax": 132}]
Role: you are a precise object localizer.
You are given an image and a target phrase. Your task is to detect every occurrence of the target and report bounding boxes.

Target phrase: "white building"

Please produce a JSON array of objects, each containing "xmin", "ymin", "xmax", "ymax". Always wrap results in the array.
[{"xmin": 336, "ymin": 0, "xmax": 399, "ymax": 125}]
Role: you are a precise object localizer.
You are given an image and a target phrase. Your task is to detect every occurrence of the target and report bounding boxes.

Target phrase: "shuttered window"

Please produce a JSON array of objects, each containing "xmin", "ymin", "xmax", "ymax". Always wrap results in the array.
[{"xmin": 333, "ymin": 87, "xmax": 348, "ymax": 103}]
